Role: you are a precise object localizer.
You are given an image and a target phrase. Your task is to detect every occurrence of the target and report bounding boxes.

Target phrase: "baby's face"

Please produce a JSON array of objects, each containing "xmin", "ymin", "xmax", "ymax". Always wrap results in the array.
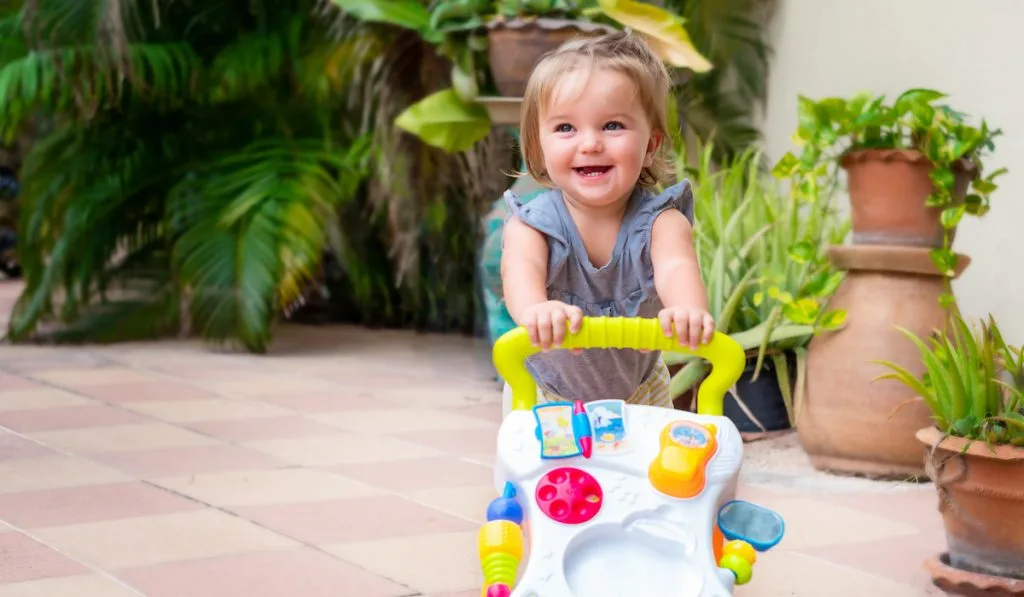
[{"xmin": 538, "ymin": 67, "xmax": 660, "ymax": 212}]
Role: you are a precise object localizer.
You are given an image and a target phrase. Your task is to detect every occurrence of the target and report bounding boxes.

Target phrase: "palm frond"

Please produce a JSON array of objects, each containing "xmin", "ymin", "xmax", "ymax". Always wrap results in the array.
[{"xmin": 168, "ymin": 136, "xmax": 371, "ymax": 352}]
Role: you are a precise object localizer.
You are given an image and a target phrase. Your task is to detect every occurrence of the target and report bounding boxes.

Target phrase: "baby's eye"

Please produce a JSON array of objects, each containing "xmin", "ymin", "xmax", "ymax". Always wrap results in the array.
[
  {"xmin": 554, "ymin": 123, "xmax": 574, "ymax": 133},
  {"xmin": 604, "ymin": 121, "xmax": 625, "ymax": 131}
]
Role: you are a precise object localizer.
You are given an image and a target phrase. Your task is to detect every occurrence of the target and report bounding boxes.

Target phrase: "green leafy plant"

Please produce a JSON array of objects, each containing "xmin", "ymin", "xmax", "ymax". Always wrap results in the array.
[
  {"xmin": 665, "ymin": 143, "xmax": 849, "ymax": 425},
  {"xmin": 771, "ymin": 89, "xmax": 1006, "ymax": 305},
  {"xmin": 330, "ymin": 0, "xmax": 712, "ymax": 152},
  {"xmin": 873, "ymin": 313, "xmax": 1024, "ymax": 447},
  {"xmin": 1, "ymin": 0, "xmax": 515, "ymax": 351}
]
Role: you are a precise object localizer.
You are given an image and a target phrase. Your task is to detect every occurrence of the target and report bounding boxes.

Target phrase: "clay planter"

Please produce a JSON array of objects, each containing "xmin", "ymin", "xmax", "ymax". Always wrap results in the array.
[
  {"xmin": 917, "ymin": 427, "xmax": 1024, "ymax": 587},
  {"xmin": 798, "ymin": 244, "xmax": 970, "ymax": 480},
  {"xmin": 841, "ymin": 149, "xmax": 977, "ymax": 247},
  {"xmin": 485, "ymin": 18, "xmax": 613, "ymax": 97}
]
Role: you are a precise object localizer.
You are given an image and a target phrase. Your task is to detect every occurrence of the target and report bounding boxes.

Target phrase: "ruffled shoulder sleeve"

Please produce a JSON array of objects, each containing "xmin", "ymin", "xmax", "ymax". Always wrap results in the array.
[
  {"xmin": 501, "ymin": 188, "xmax": 571, "ymax": 285},
  {"xmin": 646, "ymin": 179, "xmax": 695, "ymax": 226},
  {"xmin": 629, "ymin": 179, "xmax": 697, "ymax": 295},
  {"xmin": 502, "ymin": 188, "xmax": 569, "ymax": 244}
]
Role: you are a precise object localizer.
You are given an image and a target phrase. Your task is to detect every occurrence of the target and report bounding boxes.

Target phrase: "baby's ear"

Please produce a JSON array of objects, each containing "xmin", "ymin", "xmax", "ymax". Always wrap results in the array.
[{"xmin": 645, "ymin": 131, "xmax": 665, "ymax": 164}]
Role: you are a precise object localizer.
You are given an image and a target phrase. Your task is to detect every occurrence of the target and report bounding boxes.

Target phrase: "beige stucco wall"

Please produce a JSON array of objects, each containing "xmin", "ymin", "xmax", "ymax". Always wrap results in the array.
[{"xmin": 759, "ymin": 0, "xmax": 1023, "ymax": 342}]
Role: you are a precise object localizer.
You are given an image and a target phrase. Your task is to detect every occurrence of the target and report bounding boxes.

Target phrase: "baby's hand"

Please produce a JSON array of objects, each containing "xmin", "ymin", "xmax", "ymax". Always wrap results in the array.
[
  {"xmin": 658, "ymin": 307, "xmax": 716, "ymax": 350},
  {"xmin": 520, "ymin": 300, "xmax": 584, "ymax": 350}
]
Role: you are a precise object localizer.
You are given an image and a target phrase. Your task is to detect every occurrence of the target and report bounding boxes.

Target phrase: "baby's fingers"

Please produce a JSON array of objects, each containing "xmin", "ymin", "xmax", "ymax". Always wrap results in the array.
[
  {"xmin": 701, "ymin": 313, "xmax": 716, "ymax": 345},
  {"xmin": 566, "ymin": 305, "xmax": 584, "ymax": 334},
  {"xmin": 536, "ymin": 311, "xmax": 553, "ymax": 349},
  {"xmin": 658, "ymin": 309, "xmax": 675, "ymax": 337},
  {"xmin": 524, "ymin": 313, "xmax": 540, "ymax": 347},
  {"xmin": 550, "ymin": 309, "xmax": 568, "ymax": 347},
  {"xmin": 687, "ymin": 311, "xmax": 703, "ymax": 349}
]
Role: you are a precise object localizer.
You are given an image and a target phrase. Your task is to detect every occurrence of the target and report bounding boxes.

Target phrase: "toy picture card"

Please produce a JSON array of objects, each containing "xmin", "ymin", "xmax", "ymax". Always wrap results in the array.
[
  {"xmin": 585, "ymin": 399, "xmax": 631, "ymax": 455},
  {"xmin": 534, "ymin": 403, "xmax": 581, "ymax": 458}
]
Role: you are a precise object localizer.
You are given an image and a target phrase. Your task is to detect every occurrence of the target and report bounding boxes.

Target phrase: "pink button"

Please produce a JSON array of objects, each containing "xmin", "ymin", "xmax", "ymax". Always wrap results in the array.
[{"xmin": 535, "ymin": 467, "xmax": 603, "ymax": 524}]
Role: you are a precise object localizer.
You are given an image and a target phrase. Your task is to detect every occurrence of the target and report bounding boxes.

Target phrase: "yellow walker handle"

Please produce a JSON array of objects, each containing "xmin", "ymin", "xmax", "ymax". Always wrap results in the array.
[{"xmin": 492, "ymin": 316, "xmax": 745, "ymax": 416}]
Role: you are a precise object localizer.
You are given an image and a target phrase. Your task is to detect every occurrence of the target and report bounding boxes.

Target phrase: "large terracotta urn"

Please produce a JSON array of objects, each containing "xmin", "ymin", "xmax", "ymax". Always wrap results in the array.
[{"xmin": 797, "ymin": 245, "xmax": 970, "ymax": 480}]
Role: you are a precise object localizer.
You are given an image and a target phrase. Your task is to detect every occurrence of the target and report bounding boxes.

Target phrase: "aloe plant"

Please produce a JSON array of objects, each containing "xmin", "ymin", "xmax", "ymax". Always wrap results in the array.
[
  {"xmin": 664, "ymin": 143, "xmax": 850, "ymax": 424},
  {"xmin": 873, "ymin": 313, "xmax": 1024, "ymax": 446}
]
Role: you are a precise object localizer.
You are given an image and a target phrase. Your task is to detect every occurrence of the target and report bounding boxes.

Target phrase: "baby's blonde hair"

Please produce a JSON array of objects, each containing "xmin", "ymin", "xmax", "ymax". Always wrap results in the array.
[{"xmin": 519, "ymin": 31, "xmax": 673, "ymax": 189}]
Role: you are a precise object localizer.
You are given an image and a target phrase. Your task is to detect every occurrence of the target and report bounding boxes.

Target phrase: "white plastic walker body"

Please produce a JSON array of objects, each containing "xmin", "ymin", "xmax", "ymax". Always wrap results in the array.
[{"xmin": 477, "ymin": 317, "xmax": 785, "ymax": 597}]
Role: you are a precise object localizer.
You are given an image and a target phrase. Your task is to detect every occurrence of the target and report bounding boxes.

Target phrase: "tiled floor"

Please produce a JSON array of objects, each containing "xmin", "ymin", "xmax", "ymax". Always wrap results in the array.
[{"xmin": 0, "ymin": 279, "xmax": 949, "ymax": 596}]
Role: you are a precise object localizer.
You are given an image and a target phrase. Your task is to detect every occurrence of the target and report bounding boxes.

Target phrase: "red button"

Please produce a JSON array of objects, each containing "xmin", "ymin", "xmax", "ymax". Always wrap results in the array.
[{"xmin": 535, "ymin": 467, "xmax": 603, "ymax": 524}]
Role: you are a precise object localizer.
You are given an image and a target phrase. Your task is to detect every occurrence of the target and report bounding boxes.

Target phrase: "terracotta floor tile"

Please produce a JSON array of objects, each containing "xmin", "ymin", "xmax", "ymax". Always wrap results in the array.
[
  {"xmin": 0, "ymin": 405, "xmax": 150, "ymax": 433},
  {"xmin": 32, "ymin": 509, "xmax": 299, "ymax": 569},
  {"xmin": 809, "ymin": 528, "xmax": 948, "ymax": 587},
  {"xmin": 30, "ymin": 369, "xmax": 165, "ymax": 387},
  {"xmin": 0, "ymin": 388, "xmax": 92, "ymax": 412},
  {"xmin": 183, "ymin": 415, "xmax": 342, "ymax": 442},
  {"xmin": 74, "ymin": 381, "xmax": 223, "ymax": 403},
  {"xmin": 28, "ymin": 423, "xmax": 217, "ymax": 453},
  {"xmin": 313, "ymin": 408, "xmax": 495, "ymax": 434},
  {"xmin": 89, "ymin": 444, "xmax": 289, "ymax": 478},
  {"xmin": 822, "ymin": 486, "xmax": 943, "ymax": 531},
  {"xmin": 144, "ymin": 364, "xmax": 255, "ymax": 382},
  {"xmin": 120, "ymin": 399, "xmax": 291, "ymax": 423},
  {"xmin": 0, "ymin": 482, "xmax": 203, "ymax": 528},
  {"xmin": 403, "ymin": 486, "xmax": 494, "ymax": 524},
  {"xmin": 372, "ymin": 386, "xmax": 501, "ymax": 409},
  {"xmin": 203, "ymin": 377, "xmax": 338, "ymax": 397},
  {"xmin": 328, "ymin": 456, "xmax": 493, "ymax": 491},
  {"xmin": 256, "ymin": 392, "xmax": 392, "ymax": 413},
  {"xmin": 0, "ymin": 374, "xmax": 42, "ymax": 393},
  {"xmin": 0, "ymin": 455, "xmax": 128, "ymax": 493},
  {"xmin": 0, "ymin": 575, "xmax": 141, "ymax": 597},
  {"xmin": 446, "ymin": 404, "xmax": 503, "ymax": 424},
  {"xmin": 0, "ymin": 432, "xmax": 54, "ymax": 460},
  {"xmin": 325, "ymin": 531, "xmax": 482, "ymax": 594},
  {"xmin": 734, "ymin": 550, "xmax": 931, "ymax": 597},
  {"xmin": 394, "ymin": 427, "xmax": 499, "ymax": 457},
  {"xmin": 0, "ymin": 531, "xmax": 89, "ymax": 584},
  {"xmin": 151, "ymin": 468, "xmax": 380, "ymax": 507},
  {"xmin": 460, "ymin": 453, "xmax": 495, "ymax": 469},
  {"xmin": 232, "ymin": 494, "xmax": 477, "ymax": 544},
  {"xmin": 115, "ymin": 547, "xmax": 410, "ymax": 597},
  {"xmin": 245, "ymin": 433, "xmax": 442, "ymax": 466},
  {"xmin": 765, "ymin": 496, "xmax": 922, "ymax": 551}
]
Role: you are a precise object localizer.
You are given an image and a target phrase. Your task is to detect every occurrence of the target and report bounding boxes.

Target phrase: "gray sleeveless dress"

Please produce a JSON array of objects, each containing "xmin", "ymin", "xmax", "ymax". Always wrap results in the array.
[{"xmin": 501, "ymin": 179, "xmax": 695, "ymax": 404}]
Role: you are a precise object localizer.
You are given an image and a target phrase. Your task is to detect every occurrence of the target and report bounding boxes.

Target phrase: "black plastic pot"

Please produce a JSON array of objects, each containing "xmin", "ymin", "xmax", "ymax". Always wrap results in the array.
[{"xmin": 723, "ymin": 353, "xmax": 793, "ymax": 434}]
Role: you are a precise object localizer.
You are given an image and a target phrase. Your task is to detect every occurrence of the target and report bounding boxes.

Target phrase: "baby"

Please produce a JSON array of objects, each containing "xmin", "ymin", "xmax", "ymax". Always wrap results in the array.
[{"xmin": 500, "ymin": 31, "xmax": 715, "ymax": 415}]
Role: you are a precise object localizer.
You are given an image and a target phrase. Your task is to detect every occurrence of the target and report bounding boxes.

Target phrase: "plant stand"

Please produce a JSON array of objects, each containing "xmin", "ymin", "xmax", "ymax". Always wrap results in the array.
[{"xmin": 797, "ymin": 244, "xmax": 971, "ymax": 480}]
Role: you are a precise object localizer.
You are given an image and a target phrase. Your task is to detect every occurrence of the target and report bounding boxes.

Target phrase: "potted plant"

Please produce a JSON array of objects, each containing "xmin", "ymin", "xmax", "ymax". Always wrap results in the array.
[
  {"xmin": 772, "ymin": 88, "xmax": 1005, "ymax": 302},
  {"xmin": 329, "ymin": 0, "xmax": 711, "ymax": 152},
  {"xmin": 666, "ymin": 143, "xmax": 849, "ymax": 438},
  {"xmin": 874, "ymin": 313, "xmax": 1024, "ymax": 592},
  {"xmin": 771, "ymin": 89, "xmax": 1011, "ymax": 479}
]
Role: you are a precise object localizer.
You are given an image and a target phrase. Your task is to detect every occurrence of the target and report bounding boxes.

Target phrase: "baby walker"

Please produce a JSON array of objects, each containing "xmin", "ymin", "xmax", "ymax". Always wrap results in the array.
[{"xmin": 479, "ymin": 316, "xmax": 785, "ymax": 597}]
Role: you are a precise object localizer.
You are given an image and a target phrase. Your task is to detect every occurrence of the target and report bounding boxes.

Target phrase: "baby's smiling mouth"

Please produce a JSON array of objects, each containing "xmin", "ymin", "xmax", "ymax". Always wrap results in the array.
[{"xmin": 573, "ymin": 166, "xmax": 612, "ymax": 177}]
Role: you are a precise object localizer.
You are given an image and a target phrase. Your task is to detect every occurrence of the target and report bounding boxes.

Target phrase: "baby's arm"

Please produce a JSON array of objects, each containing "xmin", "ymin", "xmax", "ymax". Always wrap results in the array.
[
  {"xmin": 650, "ymin": 209, "xmax": 715, "ymax": 349},
  {"xmin": 501, "ymin": 217, "xmax": 582, "ymax": 349}
]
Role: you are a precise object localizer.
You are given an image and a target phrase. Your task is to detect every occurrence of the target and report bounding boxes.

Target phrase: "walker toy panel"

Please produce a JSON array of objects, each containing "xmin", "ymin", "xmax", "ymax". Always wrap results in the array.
[{"xmin": 493, "ymin": 400, "xmax": 747, "ymax": 597}]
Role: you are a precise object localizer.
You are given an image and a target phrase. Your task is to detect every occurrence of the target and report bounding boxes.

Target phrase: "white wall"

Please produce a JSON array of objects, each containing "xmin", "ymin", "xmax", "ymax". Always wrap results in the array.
[{"xmin": 760, "ymin": 0, "xmax": 1023, "ymax": 342}]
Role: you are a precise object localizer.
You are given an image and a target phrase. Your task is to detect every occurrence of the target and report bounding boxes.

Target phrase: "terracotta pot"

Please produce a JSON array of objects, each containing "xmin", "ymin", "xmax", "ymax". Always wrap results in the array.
[
  {"xmin": 485, "ymin": 18, "xmax": 612, "ymax": 98},
  {"xmin": 918, "ymin": 426, "xmax": 1024, "ymax": 581},
  {"xmin": 841, "ymin": 149, "xmax": 977, "ymax": 247},
  {"xmin": 798, "ymin": 244, "xmax": 970, "ymax": 480}
]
